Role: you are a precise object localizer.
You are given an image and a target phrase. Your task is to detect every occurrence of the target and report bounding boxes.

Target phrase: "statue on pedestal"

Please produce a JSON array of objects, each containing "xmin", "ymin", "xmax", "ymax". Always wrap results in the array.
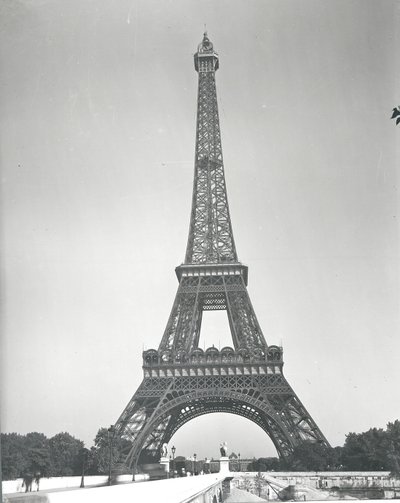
[
  {"xmin": 220, "ymin": 441, "xmax": 228, "ymax": 457},
  {"xmin": 161, "ymin": 443, "xmax": 168, "ymax": 458}
]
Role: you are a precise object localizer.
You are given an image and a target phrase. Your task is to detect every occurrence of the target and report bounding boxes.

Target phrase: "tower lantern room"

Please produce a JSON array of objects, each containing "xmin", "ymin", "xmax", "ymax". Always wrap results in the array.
[{"xmin": 194, "ymin": 32, "xmax": 219, "ymax": 72}]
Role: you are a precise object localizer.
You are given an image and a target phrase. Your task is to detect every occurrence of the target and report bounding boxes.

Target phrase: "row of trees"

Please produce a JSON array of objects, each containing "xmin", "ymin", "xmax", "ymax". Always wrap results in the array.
[
  {"xmin": 1, "ymin": 429, "xmax": 130, "ymax": 481},
  {"xmin": 1, "ymin": 432, "xmax": 84, "ymax": 480},
  {"xmin": 2, "ymin": 420, "xmax": 399, "ymax": 480},
  {"xmin": 249, "ymin": 420, "xmax": 400, "ymax": 475}
]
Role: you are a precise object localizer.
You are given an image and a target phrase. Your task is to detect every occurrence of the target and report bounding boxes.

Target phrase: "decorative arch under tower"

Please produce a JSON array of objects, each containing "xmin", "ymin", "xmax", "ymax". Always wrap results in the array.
[{"xmin": 114, "ymin": 33, "xmax": 330, "ymax": 468}]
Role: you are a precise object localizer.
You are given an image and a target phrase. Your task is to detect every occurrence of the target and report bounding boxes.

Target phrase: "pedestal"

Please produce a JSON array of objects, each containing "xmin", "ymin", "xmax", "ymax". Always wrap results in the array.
[
  {"xmin": 219, "ymin": 456, "xmax": 230, "ymax": 474},
  {"xmin": 159, "ymin": 457, "xmax": 170, "ymax": 476}
]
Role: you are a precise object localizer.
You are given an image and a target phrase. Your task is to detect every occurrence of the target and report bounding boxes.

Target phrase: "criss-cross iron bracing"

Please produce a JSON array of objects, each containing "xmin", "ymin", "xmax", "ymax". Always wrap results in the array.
[{"xmin": 114, "ymin": 33, "xmax": 330, "ymax": 468}]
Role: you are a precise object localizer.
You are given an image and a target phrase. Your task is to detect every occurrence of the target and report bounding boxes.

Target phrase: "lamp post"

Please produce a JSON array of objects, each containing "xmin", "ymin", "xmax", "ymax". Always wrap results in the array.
[
  {"xmin": 171, "ymin": 445, "xmax": 176, "ymax": 477},
  {"xmin": 238, "ymin": 452, "xmax": 241, "ymax": 472},
  {"xmin": 193, "ymin": 453, "xmax": 197, "ymax": 475},
  {"xmin": 107, "ymin": 425, "xmax": 115, "ymax": 486}
]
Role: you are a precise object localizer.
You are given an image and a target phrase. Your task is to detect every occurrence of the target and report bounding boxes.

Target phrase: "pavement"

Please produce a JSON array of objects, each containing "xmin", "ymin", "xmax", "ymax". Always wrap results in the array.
[{"xmin": 3, "ymin": 474, "xmax": 226, "ymax": 503}]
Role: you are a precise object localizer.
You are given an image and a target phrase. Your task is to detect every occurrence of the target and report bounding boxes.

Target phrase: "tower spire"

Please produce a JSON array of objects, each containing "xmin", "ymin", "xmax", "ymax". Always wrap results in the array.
[{"xmin": 186, "ymin": 33, "xmax": 236, "ymax": 265}]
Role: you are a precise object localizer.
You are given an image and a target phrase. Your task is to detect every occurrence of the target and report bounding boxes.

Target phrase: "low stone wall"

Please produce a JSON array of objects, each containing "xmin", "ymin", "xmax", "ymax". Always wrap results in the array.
[
  {"xmin": 232, "ymin": 472, "xmax": 400, "ymax": 501},
  {"xmin": 269, "ymin": 471, "xmax": 398, "ymax": 490}
]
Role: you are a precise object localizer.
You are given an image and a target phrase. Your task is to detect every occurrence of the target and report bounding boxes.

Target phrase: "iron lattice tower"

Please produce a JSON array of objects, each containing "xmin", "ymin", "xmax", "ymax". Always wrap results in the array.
[{"xmin": 114, "ymin": 33, "xmax": 330, "ymax": 468}]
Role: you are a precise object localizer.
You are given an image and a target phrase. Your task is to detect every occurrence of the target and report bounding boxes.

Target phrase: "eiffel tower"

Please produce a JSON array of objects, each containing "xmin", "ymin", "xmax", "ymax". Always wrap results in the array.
[{"xmin": 114, "ymin": 33, "xmax": 330, "ymax": 468}]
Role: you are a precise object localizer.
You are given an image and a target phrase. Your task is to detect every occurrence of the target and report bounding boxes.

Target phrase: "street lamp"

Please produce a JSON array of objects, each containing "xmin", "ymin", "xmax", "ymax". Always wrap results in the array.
[
  {"xmin": 193, "ymin": 453, "xmax": 197, "ymax": 475},
  {"xmin": 238, "ymin": 452, "xmax": 241, "ymax": 472},
  {"xmin": 107, "ymin": 425, "xmax": 115, "ymax": 486},
  {"xmin": 171, "ymin": 446, "xmax": 176, "ymax": 477}
]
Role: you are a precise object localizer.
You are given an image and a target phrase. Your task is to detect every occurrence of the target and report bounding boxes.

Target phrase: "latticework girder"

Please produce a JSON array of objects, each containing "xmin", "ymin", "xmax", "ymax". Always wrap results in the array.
[
  {"xmin": 185, "ymin": 36, "xmax": 237, "ymax": 265},
  {"xmin": 114, "ymin": 33, "xmax": 330, "ymax": 469},
  {"xmin": 115, "ymin": 357, "xmax": 329, "ymax": 469},
  {"xmin": 159, "ymin": 274, "xmax": 266, "ymax": 352}
]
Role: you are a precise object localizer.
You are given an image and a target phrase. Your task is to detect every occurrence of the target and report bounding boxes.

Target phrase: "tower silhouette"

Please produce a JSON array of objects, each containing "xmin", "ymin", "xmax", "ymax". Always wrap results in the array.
[{"xmin": 115, "ymin": 33, "xmax": 330, "ymax": 468}]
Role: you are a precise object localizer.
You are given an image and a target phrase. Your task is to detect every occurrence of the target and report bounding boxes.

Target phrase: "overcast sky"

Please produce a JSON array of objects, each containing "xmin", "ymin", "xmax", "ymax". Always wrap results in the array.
[{"xmin": 1, "ymin": 0, "xmax": 399, "ymax": 460}]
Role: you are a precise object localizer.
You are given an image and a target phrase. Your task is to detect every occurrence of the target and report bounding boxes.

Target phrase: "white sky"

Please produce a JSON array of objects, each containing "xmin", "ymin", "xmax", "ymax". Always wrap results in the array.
[{"xmin": 1, "ymin": 0, "xmax": 399, "ymax": 460}]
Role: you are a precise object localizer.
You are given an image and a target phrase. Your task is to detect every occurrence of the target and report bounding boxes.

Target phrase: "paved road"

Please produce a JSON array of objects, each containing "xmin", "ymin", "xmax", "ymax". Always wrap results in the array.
[{"xmin": 3, "ymin": 474, "xmax": 226, "ymax": 503}]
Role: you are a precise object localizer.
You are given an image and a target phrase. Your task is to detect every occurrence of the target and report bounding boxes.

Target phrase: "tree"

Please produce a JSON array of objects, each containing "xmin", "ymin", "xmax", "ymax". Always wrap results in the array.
[
  {"xmin": 24, "ymin": 432, "xmax": 51, "ymax": 477},
  {"xmin": 90, "ymin": 428, "xmax": 115, "ymax": 475},
  {"xmin": 89, "ymin": 427, "xmax": 131, "ymax": 476},
  {"xmin": 79, "ymin": 448, "xmax": 90, "ymax": 487},
  {"xmin": 249, "ymin": 457, "xmax": 281, "ymax": 472},
  {"xmin": 286, "ymin": 441, "xmax": 338, "ymax": 471},
  {"xmin": 342, "ymin": 428, "xmax": 388, "ymax": 471},
  {"xmin": 391, "ymin": 107, "xmax": 400, "ymax": 125},
  {"xmin": 381, "ymin": 421, "xmax": 400, "ymax": 477},
  {"xmin": 1, "ymin": 434, "xmax": 27, "ymax": 480},
  {"xmin": 49, "ymin": 432, "xmax": 84, "ymax": 476}
]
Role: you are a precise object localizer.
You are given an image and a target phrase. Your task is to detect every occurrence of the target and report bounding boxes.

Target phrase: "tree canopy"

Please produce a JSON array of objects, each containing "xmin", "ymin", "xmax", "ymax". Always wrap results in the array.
[
  {"xmin": 49, "ymin": 432, "xmax": 84, "ymax": 476},
  {"xmin": 1, "ymin": 420, "xmax": 399, "ymax": 479},
  {"xmin": 342, "ymin": 421, "xmax": 400, "ymax": 475}
]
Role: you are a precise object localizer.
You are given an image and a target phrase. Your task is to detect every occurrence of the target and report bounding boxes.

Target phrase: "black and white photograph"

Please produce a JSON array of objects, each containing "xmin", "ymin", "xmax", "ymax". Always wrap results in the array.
[{"xmin": 1, "ymin": 1, "xmax": 399, "ymax": 502}]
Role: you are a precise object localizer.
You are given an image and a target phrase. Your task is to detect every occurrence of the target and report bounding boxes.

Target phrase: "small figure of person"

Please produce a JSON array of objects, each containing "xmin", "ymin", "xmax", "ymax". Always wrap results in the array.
[
  {"xmin": 22, "ymin": 473, "xmax": 33, "ymax": 493},
  {"xmin": 34, "ymin": 471, "xmax": 41, "ymax": 491}
]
